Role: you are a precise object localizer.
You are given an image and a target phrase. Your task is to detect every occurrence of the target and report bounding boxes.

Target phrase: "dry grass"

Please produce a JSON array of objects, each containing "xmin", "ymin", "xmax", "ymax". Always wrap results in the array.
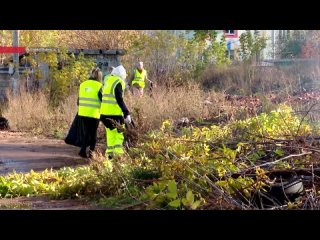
[
  {"xmin": 125, "ymin": 84, "xmax": 228, "ymax": 132},
  {"xmin": 3, "ymin": 84, "xmax": 233, "ymax": 136},
  {"xmin": 3, "ymin": 90, "xmax": 77, "ymax": 136},
  {"xmin": 4, "ymin": 60, "xmax": 320, "ymax": 137},
  {"xmin": 201, "ymin": 63, "xmax": 320, "ymax": 95}
]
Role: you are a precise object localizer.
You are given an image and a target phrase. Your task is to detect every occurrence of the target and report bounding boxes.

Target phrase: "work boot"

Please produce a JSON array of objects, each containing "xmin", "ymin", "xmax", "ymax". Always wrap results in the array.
[
  {"xmin": 107, "ymin": 152, "xmax": 113, "ymax": 159},
  {"xmin": 88, "ymin": 150, "xmax": 94, "ymax": 159},
  {"xmin": 79, "ymin": 150, "xmax": 88, "ymax": 158}
]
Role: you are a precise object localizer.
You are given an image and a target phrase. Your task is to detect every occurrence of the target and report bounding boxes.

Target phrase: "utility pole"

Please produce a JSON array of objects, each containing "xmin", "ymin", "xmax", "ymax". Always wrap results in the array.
[
  {"xmin": 227, "ymin": 40, "xmax": 231, "ymax": 59},
  {"xmin": 271, "ymin": 30, "xmax": 275, "ymax": 59},
  {"xmin": 12, "ymin": 30, "xmax": 19, "ymax": 95}
]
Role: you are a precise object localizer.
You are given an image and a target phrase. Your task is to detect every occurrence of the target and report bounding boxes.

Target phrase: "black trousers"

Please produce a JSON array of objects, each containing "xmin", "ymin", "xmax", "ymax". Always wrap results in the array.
[{"xmin": 78, "ymin": 116, "xmax": 99, "ymax": 153}]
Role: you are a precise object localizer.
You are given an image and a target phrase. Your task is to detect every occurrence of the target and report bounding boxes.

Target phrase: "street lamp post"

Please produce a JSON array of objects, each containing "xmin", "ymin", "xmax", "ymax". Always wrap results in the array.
[{"xmin": 12, "ymin": 30, "xmax": 19, "ymax": 95}]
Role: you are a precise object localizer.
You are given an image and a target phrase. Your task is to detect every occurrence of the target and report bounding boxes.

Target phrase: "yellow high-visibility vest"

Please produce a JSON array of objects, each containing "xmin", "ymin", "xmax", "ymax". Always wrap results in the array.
[
  {"xmin": 100, "ymin": 75, "xmax": 125, "ymax": 116},
  {"xmin": 78, "ymin": 80, "xmax": 102, "ymax": 119},
  {"xmin": 131, "ymin": 69, "xmax": 147, "ymax": 88},
  {"xmin": 103, "ymin": 73, "xmax": 111, "ymax": 86}
]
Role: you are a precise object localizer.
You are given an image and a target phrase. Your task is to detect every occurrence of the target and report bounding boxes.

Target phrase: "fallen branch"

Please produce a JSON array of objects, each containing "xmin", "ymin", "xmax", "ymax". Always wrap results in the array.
[
  {"xmin": 295, "ymin": 102, "xmax": 318, "ymax": 138},
  {"xmin": 119, "ymin": 200, "xmax": 149, "ymax": 210},
  {"xmin": 281, "ymin": 145, "xmax": 320, "ymax": 154},
  {"xmin": 233, "ymin": 152, "xmax": 312, "ymax": 176},
  {"xmin": 174, "ymin": 138, "xmax": 291, "ymax": 148},
  {"xmin": 254, "ymin": 152, "xmax": 312, "ymax": 168},
  {"xmin": 131, "ymin": 178, "xmax": 163, "ymax": 183},
  {"xmin": 165, "ymin": 149, "xmax": 243, "ymax": 208},
  {"xmin": 230, "ymin": 167, "xmax": 320, "ymax": 179}
]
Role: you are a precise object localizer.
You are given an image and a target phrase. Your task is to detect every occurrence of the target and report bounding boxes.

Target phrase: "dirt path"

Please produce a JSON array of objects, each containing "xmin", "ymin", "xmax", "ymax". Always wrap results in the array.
[
  {"xmin": 0, "ymin": 196, "xmax": 104, "ymax": 210},
  {"xmin": 0, "ymin": 130, "xmax": 109, "ymax": 209},
  {"xmin": 0, "ymin": 130, "xmax": 89, "ymax": 175}
]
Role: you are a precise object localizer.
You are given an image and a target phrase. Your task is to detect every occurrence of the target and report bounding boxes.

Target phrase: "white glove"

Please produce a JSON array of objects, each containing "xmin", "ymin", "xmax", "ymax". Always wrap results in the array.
[{"xmin": 124, "ymin": 115, "xmax": 132, "ymax": 124}]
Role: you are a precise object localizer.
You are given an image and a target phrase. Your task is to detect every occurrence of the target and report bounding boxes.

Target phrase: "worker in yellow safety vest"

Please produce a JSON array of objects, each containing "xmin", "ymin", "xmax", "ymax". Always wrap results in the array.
[
  {"xmin": 77, "ymin": 67, "xmax": 103, "ymax": 158},
  {"xmin": 128, "ymin": 61, "xmax": 153, "ymax": 97},
  {"xmin": 100, "ymin": 65, "xmax": 131, "ymax": 158}
]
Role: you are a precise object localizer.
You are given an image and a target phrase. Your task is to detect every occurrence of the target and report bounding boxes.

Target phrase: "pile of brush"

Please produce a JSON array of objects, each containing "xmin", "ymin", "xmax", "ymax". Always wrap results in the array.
[{"xmin": 0, "ymin": 116, "xmax": 9, "ymax": 130}]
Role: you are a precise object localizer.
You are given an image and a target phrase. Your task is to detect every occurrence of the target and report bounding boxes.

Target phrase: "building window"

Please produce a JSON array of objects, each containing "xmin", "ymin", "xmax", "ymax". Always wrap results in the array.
[{"xmin": 224, "ymin": 30, "xmax": 238, "ymax": 38}]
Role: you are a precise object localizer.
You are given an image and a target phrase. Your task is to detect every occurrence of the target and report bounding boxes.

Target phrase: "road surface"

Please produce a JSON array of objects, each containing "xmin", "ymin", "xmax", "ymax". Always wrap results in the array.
[
  {"xmin": 0, "ymin": 130, "xmax": 108, "ymax": 209},
  {"xmin": 0, "ymin": 130, "xmax": 88, "ymax": 175}
]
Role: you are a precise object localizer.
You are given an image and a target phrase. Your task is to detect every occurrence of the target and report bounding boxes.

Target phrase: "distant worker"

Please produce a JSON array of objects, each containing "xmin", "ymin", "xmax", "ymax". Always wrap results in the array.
[
  {"xmin": 77, "ymin": 67, "xmax": 103, "ymax": 158},
  {"xmin": 100, "ymin": 65, "xmax": 131, "ymax": 159},
  {"xmin": 129, "ymin": 61, "xmax": 153, "ymax": 97},
  {"xmin": 8, "ymin": 61, "xmax": 14, "ymax": 77}
]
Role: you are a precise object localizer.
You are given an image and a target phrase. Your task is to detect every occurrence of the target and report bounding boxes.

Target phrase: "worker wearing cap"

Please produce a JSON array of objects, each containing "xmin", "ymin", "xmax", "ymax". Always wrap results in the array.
[
  {"xmin": 100, "ymin": 65, "xmax": 131, "ymax": 158},
  {"xmin": 128, "ymin": 61, "xmax": 153, "ymax": 97}
]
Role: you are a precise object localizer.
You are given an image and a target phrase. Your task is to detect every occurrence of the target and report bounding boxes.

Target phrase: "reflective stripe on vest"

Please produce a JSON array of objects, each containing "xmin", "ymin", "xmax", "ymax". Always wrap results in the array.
[
  {"xmin": 131, "ymin": 69, "xmax": 147, "ymax": 88},
  {"xmin": 100, "ymin": 75, "xmax": 125, "ymax": 116},
  {"xmin": 78, "ymin": 80, "xmax": 102, "ymax": 119},
  {"xmin": 107, "ymin": 144, "xmax": 123, "ymax": 150}
]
